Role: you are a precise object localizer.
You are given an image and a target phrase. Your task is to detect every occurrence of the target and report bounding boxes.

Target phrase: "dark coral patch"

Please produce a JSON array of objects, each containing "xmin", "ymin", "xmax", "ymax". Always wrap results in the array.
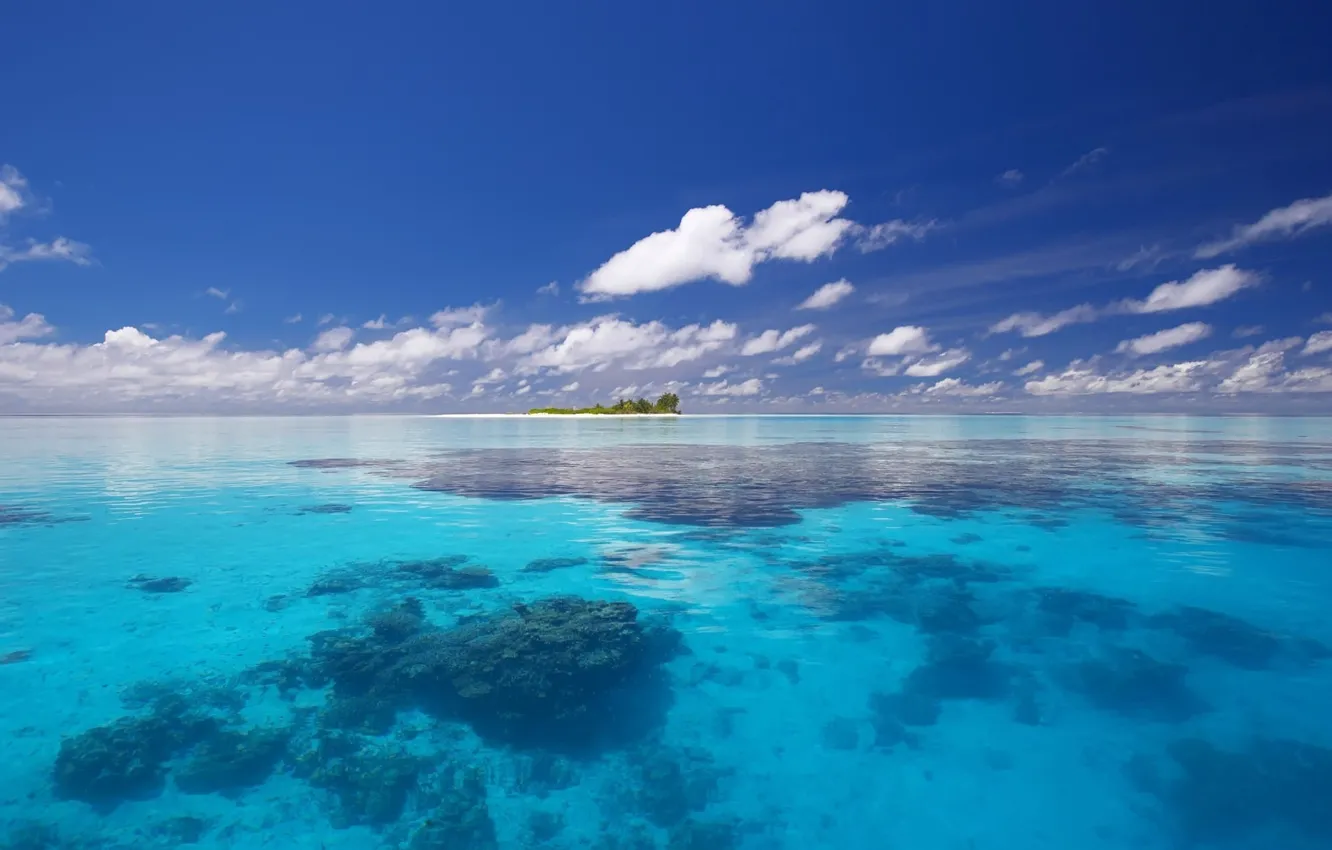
[
  {"xmin": 1147, "ymin": 606, "xmax": 1282, "ymax": 670},
  {"xmin": 1067, "ymin": 648, "xmax": 1206, "ymax": 723},
  {"xmin": 297, "ymin": 503, "xmax": 354, "ymax": 515},
  {"xmin": 128, "ymin": 575, "xmax": 193, "ymax": 593}
]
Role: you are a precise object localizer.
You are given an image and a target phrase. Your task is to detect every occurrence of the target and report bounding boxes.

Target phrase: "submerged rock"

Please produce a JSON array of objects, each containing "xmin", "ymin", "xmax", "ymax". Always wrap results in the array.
[
  {"xmin": 904, "ymin": 635, "xmax": 1011, "ymax": 701},
  {"xmin": 306, "ymin": 573, "xmax": 366, "ymax": 597},
  {"xmin": 1034, "ymin": 587, "xmax": 1135, "ymax": 635},
  {"xmin": 1, "ymin": 649, "xmax": 32, "ymax": 665},
  {"xmin": 128, "ymin": 575, "xmax": 193, "ymax": 594},
  {"xmin": 870, "ymin": 690, "xmax": 941, "ymax": 727},
  {"xmin": 631, "ymin": 745, "xmax": 725, "ymax": 827},
  {"xmin": 1147, "ymin": 605, "xmax": 1282, "ymax": 670},
  {"xmin": 1151, "ymin": 737, "xmax": 1332, "ymax": 844},
  {"xmin": 1069, "ymin": 648, "xmax": 1206, "ymax": 723},
  {"xmin": 297, "ymin": 503, "xmax": 354, "ymax": 515},
  {"xmin": 524, "ymin": 556, "xmax": 590, "ymax": 573}
]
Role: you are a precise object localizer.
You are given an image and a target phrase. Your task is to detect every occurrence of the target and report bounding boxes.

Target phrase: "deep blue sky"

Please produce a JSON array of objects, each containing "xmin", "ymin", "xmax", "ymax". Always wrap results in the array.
[{"xmin": 2, "ymin": 1, "xmax": 1331, "ymax": 412}]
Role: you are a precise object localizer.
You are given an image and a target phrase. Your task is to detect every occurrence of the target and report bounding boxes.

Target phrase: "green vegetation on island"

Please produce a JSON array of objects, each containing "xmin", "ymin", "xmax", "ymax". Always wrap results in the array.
[{"xmin": 529, "ymin": 392, "xmax": 680, "ymax": 415}]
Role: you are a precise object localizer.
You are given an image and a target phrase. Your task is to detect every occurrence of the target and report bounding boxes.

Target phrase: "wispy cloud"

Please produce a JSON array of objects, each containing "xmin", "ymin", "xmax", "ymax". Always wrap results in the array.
[
  {"xmin": 537, "ymin": 281, "xmax": 560, "ymax": 296},
  {"xmin": 991, "ymin": 266, "xmax": 1257, "ymax": 337},
  {"xmin": 0, "ymin": 237, "xmax": 94, "ymax": 272},
  {"xmin": 996, "ymin": 169, "xmax": 1024, "ymax": 187},
  {"xmin": 772, "ymin": 341, "xmax": 823, "ymax": 365},
  {"xmin": 1115, "ymin": 322, "xmax": 1212, "ymax": 356},
  {"xmin": 205, "ymin": 287, "xmax": 230, "ymax": 300},
  {"xmin": 796, "ymin": 279, "xmax": 855, "ymax": 310},
  {"xmin": 1195, "ymin": 192, "xmax": 1332, "ymax": 258},
  {"xmin": 283, "ymin": 313, "xmax": 303, "ymax": 324},
  {"xmin": 1059, "ymin": 146, "xmax": 1110, "ymax": 178},
  {"xmin": 853, "ymin": 219, "xmax": 936, "ymax": 253},
  {"xmin": 741, "ymin": 324, "xmax": 816, "ymax": 356}
]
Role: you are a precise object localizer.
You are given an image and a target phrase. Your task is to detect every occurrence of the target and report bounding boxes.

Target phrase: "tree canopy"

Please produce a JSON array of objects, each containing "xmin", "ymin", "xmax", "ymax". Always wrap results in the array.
[{"xmin": 529, "ymin": 392, "xmax": 681, "ymax": 415}]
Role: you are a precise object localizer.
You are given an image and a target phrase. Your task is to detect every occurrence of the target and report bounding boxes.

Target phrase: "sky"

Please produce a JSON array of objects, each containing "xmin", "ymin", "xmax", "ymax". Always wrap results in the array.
[{"xmin": 3, "ymin": 1, "xmax": 1332, "ymax": 414}]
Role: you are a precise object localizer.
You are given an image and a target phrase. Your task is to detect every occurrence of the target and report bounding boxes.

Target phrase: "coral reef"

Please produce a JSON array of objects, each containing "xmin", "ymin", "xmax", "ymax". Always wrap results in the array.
[
  {"xmin": 174, "ymin": 726, "xmax": 290, "ymax": 795},
  {"xmin": 407, "ymin": 768, "xmax": 497, "ymax": 850},
  {"xmin": 297, "ymin": 503, "xmax": 354, "ymax": 515},
  {"xmin": 903, "ymin": 636, "xmax": 1012, "ymax": 701},
  {"xmin": 524, "ymin": 556, "xmax": 590, "ymax": 573},
  {"xmin": 297, "ymin": 733, "xmax": 423, "ymax": 828},
  {"xmin": 1147, "ymin": 606, "xmax": 1282, "ymax": 670},
  {"xmin": 1033, "ymin": 588, "xmax": 1135, "ymax": 635},
  {"xmin": 53, "ymin": 699, "xmax": 219, "ymax": 806},
  {"xmin": 630, "ymin": 745, "xmax": 726, "ymax": 827},
  {"xmin": 1067, "ymin": 648, "xmax": 1207, "ymax": 722}
]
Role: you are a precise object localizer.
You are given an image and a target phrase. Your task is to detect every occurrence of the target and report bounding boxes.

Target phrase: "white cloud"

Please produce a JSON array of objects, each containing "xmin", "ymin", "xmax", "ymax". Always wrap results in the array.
[
  {"xmin": 1060, "ymin": 147, "xmax": 1109, "ymax": 178},
  {"xmin": 1115, "ymin": 322, "xmax": 1212, "ymax": 356},
  {"xmin": 854, "ymin": 219, "xmax": 936, "ymax": 253},
  {"xmin": 1121, "ymin": 265, "xmax": 1256, "ymax": 313},
  {"xmin": 1027, "ymin": 361, "xmax": 1212, "ymax": 395},
  {"xmin": 867, "ymin": 325, "xmax": 938, "ymax": 356},
  {"xmin": 518, "ymin": 316, "xmax": 737, "ymax": 373},
  {"xmin": 559, "ymin": 381, "xmax": 579, "ymax": 392},
  {"xmin": 702, "ymin": 365, "xmax": 730, "ymax": 378},
  {"xmin": 1196, "ymin": 193, "xmax": 1332, "ymax": 258},
  {"xmin": 992, "ymin": 266, "xmax": 1257, "ymax": 339},
  {"xmin": 537, "ymin": 281, "xmax": 560, "ymax": 296},
  {"xmin": 474, "ymin": 367, "xmax": 507, "ymax": 385},
  {"xmin": 0, "ymin": 305, "xmax": 55, "ymax": 345},
  {"xmin": 311, "ymin": 327, "xmax": 355, "ymax": 353},
  {"xmin": 363, "ymin": 315, "xmax": 390, "ymax": 330},
  {"xmin": 1304, "ymin": 331, "xmax": 1332, "ymax": 356},
  {"xmin": 834, "ymin": 345, "xmax": 857, "ymax": 363},
  {"xmin": 0, "ymin": 237, "xmax": 94, "ymax": 271},
  {"xmin": 515, "ymin": 384, "xmax": 531, "ymax": 396},
  {"xmin": 997, "ymin": 348, "xmax": 1023, "ymax": 362},
  {"xmin": 205, "ymin": 287, "xmax": 230, "ymax": 300},
  {"xmin": 431, "ymin": 304, "xmax": 491, "ymax": 327},
  {"xmin": 861, "ymin": 357, "xmax": 901, "ymax": 377},
  {"xmin": 284, "ymin": 313, "xmax": 303, "ymax": 324},
  {"xmin": 1218, "ymin": 351, "xmax": 1285, "ymax": 393},
  {"xmin": 903, "ymin": 348, "xmax": 970, "ymax": 377},
  {"xmin": 1013, "ymin": 360, "xmax": 1044, "ymax": 376},
  {"xmin": 224, "ymin": 301, "xmax": 242, "ymax": 315},
  {"xmin": 773, "ymin": 341, "xmax": 822, "ymax": 365},
  {"xmin": 317, "ymin": 314, "xmax": 337, "ymax": 326},
  {"xmin": 989, "ymin": 304, "xmax": 1099, "ymax": 338},
  {"xmin": 1232, "ymin": 325, "xmax": 1264, "ymax": 338},
  {"xmin": 796, "ymin": 279, "xmax": 855, "ymax": 310},
  {"xmin": 0, "ymin": 165, "xmax": 28, "ymax": 216},
  {"xmin": 741, "ymin": 324, "xmax": 816, "ymax": 356},
  {"xmin": 1116, "ymin": 244, "xmax": 1165, "ymax": 272},
  {"xmin": 697, "ymin": 378, "xmax": 762, "ymax": 397},
  {"xmin": 579, "ymin": 191, "xmax": 854, "ymax": 298},
  {"xmin": 923, "ymin": 378, "xmax": 1004, "ymax": 397},
  {"xmin": 997, "ymin": 169, "xmax": 1024, "ymax": 187}
]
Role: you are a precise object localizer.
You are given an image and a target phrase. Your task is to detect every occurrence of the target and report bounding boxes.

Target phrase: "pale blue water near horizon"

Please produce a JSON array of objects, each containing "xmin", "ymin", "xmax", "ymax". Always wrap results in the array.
[{"xmin": 3, "ymin": 415, "xmax": 1332, "ymax": 850}]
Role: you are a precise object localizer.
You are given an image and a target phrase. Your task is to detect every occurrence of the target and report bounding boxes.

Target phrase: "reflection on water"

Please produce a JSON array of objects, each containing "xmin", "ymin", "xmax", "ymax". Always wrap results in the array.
[{"xmin": 1, "ymin": 415, "xmax": 1331, "ymax": 850}]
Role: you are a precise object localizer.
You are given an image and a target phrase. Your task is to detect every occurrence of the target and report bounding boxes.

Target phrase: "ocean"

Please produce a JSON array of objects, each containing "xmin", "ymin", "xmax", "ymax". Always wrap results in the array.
[{"xmin": 2, "ymin": 415, "xmax": 1330, "ymax": 850}]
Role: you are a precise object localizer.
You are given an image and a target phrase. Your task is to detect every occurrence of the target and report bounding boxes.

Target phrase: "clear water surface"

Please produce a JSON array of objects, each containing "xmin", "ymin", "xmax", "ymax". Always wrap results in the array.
[{"xmin": 2, "ymin": 415, "xmax": 1331, "ymax": 850}]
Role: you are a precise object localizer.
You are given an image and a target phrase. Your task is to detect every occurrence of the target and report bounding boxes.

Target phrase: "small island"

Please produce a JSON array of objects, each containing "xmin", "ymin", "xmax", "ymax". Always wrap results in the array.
[{"xmin": 529, "ymin": 392, "xmax": 680, "ymax": 415}]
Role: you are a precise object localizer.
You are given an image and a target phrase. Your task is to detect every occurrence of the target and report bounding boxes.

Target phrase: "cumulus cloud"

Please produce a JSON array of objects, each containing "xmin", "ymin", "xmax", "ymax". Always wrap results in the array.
[
  {"xmin": 0, "ymin": 237, "xmax": 94, "ymax": 271},
  {"xmin": 796, "ymin": 279, "xmax": 855, "ymax": 310},
  {"xmin": 854, "ymin": 219, "xmax": 936, "ymax": 253},
  {"xmin": 205, "ymin": 287, "xmax": 230, "ymax": 300},
  {"xmin": 1120, "ymin": 265, "xmax": 1257, "ymax": 313},
  {"xmin": 431, "ymin": 304, "xmax": 491, "ymax": 328},
  {"xmin": 867, "ymin": 326, "xmax": 937, "ymax": 356},
  {"xmin": 741, "ymin": 324, "xmax": 816, "ymax": 356},
  {"xmin": 997, "ymin": 169, "xmax": 1024, "ymax": 187},
  {"xmin": 697, "ymin": 378, "xmax": 762, "ymax": 397},
  {"xmin": 559, "ymin": 381, "xmax": 579, "ymax": 392},
  {"xmin": 1304, "ymin": 331, "xmax": 1332, "ymax": 356},
  {"xmin": 903, "ymin": 348, "xmax": 971, "ymax": 377},
  {"xmin": 579, "ymin": 191, "xmax": 856, "ymax": 298},
  {"xmin": 772, "ymin": 341, "xmax": 822, "ymax": 365},
  {"xmin": 1196, "ymin": 193, "xmax": 1332, "ymax": 258},
  {"xmin": 989, "ymin": 304, "xmax": 1099, "ymax": 338},
  {"xmin": 518, "ymin": 316, "xmax": 737, "ymax": 373},
  {"xmin": 0, "ymin": 305, "xmax": 55, "ymax": 345},
  {"xmin": 362, "ymin": 315, "xmax": 390, "ymax": 330},
  {"xmin": 1013, "ymin": 360, "xmax": 1044, "ymax": 376},
  {"xmin": 311, "ymin": 326, "xmax": 355, "ymax": 353},
  {"xmin": 1115, "ymin": 322, "xmax": 1212, "ymax": 356}
]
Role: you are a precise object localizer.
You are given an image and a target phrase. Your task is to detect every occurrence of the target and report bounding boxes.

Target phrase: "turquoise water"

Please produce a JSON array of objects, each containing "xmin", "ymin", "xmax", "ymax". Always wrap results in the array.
[{"xmin": 2, "ymin": 415, "xmax": 1331, "ymax": 850}]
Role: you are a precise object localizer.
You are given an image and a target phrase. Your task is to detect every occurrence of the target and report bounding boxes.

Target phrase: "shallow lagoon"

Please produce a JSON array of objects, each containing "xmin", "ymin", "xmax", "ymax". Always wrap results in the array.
[{"xmin": 2, "ymin": 415, "xmax": 1331, "ymax": 850}]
